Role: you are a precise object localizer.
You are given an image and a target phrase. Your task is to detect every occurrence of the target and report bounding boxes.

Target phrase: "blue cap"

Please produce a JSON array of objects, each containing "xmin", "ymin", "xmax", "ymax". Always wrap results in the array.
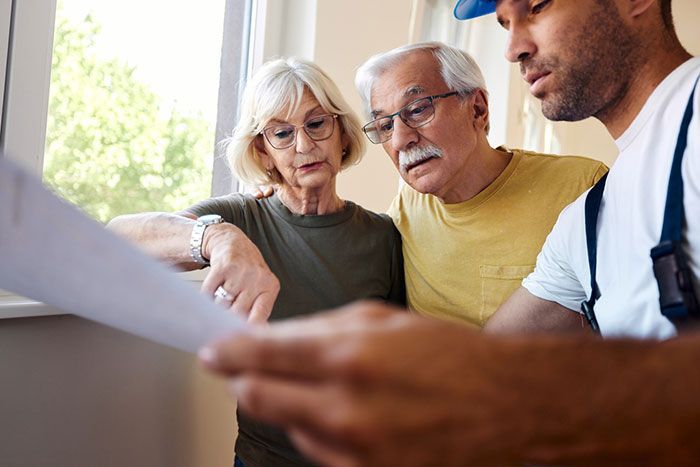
[{"xmin": 453, "ymin": 0, "xmax": 496, "ymax": 20}]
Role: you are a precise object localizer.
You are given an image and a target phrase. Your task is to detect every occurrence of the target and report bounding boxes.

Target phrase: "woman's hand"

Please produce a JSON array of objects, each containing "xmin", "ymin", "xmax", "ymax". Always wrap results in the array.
[{"xmin": 200, "ymin": 222, "xmax": 280, "ymax": 324}]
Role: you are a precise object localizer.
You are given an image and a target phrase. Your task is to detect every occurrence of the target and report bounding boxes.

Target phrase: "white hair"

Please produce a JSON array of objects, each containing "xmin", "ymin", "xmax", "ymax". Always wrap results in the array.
[
  {"xmin": 224, "ymin": 57, "xmax": 365, "ymax": 185},
  {"xmin": 355, "ymin": 41, "xmax": 488, "ymax": 116}
]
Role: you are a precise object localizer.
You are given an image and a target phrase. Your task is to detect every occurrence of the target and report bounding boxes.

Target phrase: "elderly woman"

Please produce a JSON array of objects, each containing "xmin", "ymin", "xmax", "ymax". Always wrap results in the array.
[{"xmin": 107, "ymin": 57, "xmax": 405, "ymax": 467}]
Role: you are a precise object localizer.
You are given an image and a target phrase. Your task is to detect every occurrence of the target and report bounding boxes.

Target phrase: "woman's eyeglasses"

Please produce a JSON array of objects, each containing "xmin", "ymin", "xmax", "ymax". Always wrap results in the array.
[{"xmin": 261, "ymin": 114, "xmax": 338, "ymax": 149}]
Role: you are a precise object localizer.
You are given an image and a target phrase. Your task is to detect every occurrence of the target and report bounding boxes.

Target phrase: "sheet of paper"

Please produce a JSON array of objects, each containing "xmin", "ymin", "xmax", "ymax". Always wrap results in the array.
[{"xmin": 0, "ymin": 156, "xmax": 245, "ymax": 353}]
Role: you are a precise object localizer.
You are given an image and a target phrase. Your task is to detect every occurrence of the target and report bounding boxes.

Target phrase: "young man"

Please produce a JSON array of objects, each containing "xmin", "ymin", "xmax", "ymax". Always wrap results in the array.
[
  {"xmin": 201, "ymin": 1, "xmax": 700, "ymax": 465},
  {"xmin": 482, "ymin": 0, "xmax": 700, "ymax": 339}
]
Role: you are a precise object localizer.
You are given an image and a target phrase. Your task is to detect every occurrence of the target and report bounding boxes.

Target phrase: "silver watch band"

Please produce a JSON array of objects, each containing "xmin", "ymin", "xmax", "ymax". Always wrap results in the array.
[{"xmin": 189, "ymin": 214, "xmax": 223, "ymax": 265}]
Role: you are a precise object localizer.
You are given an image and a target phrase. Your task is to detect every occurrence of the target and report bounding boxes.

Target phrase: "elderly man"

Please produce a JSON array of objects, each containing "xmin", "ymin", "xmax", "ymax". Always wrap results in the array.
[{"xmin": 356, "ymin": 42, "xmax": 605, "ymax": 327}]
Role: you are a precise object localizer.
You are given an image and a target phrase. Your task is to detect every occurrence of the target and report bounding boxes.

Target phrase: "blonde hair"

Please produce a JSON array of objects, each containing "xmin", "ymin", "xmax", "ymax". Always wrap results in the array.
[{"xmin": 225, "ymin": 57, "xmax": 365, "ymax": 185}]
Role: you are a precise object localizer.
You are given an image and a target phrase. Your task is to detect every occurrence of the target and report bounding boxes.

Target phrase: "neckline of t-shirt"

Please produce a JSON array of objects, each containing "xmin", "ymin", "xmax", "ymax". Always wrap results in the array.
[
  {"xmin": 266, "ymin": 193, "xmax": 357, "ymax": 227},
  {"xmin": 615, "ymin": 57, "xmax": 700, "ymax": 154},
  {"xmin": 439, "ymin": 146, "xmax": 522, "ymax": 213}
]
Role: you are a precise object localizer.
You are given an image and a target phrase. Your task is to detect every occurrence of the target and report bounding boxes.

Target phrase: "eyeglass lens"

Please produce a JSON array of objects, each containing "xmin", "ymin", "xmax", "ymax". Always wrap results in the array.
[
  {"xmin": 263, "ymin": 114, "xmax": 336, "ymax": 149},
  {"xmin": 364, "ymin": 97, "xmax": 436, "ymax": 144}
]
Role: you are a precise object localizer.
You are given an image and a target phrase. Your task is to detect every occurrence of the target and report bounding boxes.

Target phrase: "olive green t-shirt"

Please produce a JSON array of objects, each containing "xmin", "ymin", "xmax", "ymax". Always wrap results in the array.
[{"xmin": 187, "ymin": 193, "xmax": 405, "ymax": 466}]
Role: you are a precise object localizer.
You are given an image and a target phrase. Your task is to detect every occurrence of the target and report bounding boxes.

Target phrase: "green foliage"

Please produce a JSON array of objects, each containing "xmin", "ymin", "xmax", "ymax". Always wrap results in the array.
[{"xmin": 43, "ymin": 12, "xmax": 214, "ymax": 223}]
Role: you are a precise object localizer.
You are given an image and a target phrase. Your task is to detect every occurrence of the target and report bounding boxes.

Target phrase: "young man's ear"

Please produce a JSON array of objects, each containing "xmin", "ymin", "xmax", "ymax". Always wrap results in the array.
[{"xmin": 624, "ymin": 0, "xmax": 657, "ymax": 20}]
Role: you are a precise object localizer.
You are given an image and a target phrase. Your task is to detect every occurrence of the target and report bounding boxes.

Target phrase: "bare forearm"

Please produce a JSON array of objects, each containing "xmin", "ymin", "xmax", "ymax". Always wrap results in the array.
[
  {"xmin": 107, "ymin": 212, "xmax": 200, "ymax": 269},
  {"xmin": 485, "ymin": 286, "xmax": 587, "ymax": 335},
  {"xmin": 505, "ymin": 335, "xmax": 700, "ymax": 465},
  {"xmin": 109, "ymin": 211, "xmax": 279, "ymax": 321}
]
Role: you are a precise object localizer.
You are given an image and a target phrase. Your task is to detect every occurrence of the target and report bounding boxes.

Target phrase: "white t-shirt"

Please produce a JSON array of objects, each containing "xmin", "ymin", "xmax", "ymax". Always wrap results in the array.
[{"xmin": 523, "ymin": 57, "xmax": 700, "ymax": 339}]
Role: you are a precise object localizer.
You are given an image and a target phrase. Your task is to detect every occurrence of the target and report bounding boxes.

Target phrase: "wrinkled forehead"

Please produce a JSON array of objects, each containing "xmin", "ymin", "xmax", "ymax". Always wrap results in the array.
[{"xmin": 369, "ymin": 85, "xmax": 428, "ymax": 119}]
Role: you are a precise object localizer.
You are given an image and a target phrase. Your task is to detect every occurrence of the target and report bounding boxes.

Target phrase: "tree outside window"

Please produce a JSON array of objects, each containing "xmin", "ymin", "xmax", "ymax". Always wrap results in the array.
[{"xmin": 44, "ymin": 10, "xmax": 215, "ymax": 223}]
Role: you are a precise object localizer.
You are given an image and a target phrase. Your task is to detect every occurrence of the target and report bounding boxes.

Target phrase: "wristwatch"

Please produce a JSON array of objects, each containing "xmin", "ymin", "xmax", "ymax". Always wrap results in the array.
[{"xmin": 190, "ymin": 214, "xmax": 224, "ymax": 265}]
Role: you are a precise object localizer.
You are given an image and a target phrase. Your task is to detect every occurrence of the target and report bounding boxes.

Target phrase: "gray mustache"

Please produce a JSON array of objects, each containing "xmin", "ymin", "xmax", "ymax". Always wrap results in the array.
[{"xmin": 399, "ymin": 145, "xmax": 444, "ymax": 173}]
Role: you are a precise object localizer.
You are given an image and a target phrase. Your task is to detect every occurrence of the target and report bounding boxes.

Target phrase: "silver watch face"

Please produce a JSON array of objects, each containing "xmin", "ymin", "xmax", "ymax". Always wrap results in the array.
[{"xmin": 197, "ymin": 214, "xmax": 224, "ymax": 225}]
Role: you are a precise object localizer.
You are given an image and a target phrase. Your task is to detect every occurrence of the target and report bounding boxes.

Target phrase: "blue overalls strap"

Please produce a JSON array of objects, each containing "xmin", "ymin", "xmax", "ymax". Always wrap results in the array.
[
  {"xmin": 581, "ymin": 172, "xmax": 607, "ymax": 334},
  {"xmin": 582, "ymin": 73, "xmax": 700, "ymax": 333},
  {"xmin": 659, "ymin": 76, "xmax": 699, "ymax": 244},
  {"xmin": 651, "ymin": 74, "xmax": 700, "ymax": 322}
]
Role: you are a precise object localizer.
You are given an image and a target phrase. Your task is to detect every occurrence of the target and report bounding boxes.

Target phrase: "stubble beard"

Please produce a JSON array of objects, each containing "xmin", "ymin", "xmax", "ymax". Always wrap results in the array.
[{"xmin": 532, "ymin": 5, "xmax": 638, "ymax": 122}]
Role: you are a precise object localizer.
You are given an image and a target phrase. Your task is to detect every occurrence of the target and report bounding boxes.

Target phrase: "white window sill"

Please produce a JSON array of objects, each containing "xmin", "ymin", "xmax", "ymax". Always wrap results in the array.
[
  {"xmin": 0, "ymin": 269, "xmax": 208, "ymax": 320},
  {"xmin": 0, "ymin": 297, "xmax": 64, "ymax": 319}
]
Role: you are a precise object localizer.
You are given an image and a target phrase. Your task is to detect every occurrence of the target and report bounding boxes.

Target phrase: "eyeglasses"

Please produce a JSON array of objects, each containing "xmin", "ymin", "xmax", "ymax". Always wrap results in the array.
[
  {"xmin": 260, "ymin": 114, "xmax": 338, "ymax": 149},
  {"xmin": 362, "ymin": 91, "xmax": 466, "ymax": 144}
]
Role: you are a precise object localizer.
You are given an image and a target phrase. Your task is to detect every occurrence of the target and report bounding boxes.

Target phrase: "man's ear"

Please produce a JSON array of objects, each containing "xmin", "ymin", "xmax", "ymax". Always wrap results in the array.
[
  {"xmin": 470, "ymin": 89, "xmax": 490, "ymax": 132},
  {"xmin": 621, "ymin": 0, "xmax": 657, "ymax": 20}
]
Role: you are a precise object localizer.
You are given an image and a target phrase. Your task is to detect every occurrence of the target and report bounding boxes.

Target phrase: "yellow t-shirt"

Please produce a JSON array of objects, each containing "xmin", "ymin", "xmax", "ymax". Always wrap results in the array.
[{"xmin": 387, "ymin": 147, "xmax": 608, "ymax": 328}]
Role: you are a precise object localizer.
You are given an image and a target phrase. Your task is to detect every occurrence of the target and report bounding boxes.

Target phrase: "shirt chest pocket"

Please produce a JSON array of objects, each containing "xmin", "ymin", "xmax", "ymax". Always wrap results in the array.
[{"xmin": 479, "ymin": 264, "xmax": 535, "ymax": 325}]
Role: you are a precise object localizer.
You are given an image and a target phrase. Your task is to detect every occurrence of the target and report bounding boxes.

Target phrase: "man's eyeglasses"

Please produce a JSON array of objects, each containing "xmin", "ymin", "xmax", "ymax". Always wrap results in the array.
[
  {"xmin": 362, "ymin": 91, "xmax": 467, "ymax": 144},
  {"xmin": 261, "ymin": 114, "xmax": 338, "ymax": 149}
]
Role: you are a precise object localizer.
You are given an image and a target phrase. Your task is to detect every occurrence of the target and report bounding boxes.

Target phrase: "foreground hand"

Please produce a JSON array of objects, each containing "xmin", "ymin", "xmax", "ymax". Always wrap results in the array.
[
  {"xmin": 200, "ymin": 301, "xmax": 700, "ymax": 466},
  {"xmin": 198, "ymin": 301, "xmax": 552, "ymax": 466},
  {"xmin": 200, "ymin": 223, "xmax": 279, "ymax": 324}
]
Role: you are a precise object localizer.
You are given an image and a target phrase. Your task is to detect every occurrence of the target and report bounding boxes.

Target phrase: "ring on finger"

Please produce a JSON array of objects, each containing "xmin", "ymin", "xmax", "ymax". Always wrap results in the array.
[{"xmin": 215, "ymin": 285, "xmax": 231, "ymax": 300}]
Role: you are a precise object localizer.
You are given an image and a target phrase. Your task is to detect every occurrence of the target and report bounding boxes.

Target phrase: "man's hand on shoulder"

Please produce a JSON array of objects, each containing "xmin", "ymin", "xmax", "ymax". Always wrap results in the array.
[{"xmin": 248, "ymin": 185, "xmax": 276, "ymax": 199}]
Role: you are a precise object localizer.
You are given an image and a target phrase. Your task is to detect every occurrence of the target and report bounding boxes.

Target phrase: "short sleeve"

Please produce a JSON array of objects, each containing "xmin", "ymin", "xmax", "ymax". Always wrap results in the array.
[
  {"xmin": 592, "ymin": 163, "xmax": 609, "ymax": 185},
  {"xmin": 522, "ymin": 199, "xmax": 589, "ymax": 312},
  {"xmin": 183, "ymin": 194, "xmax": 249, "ymax": 228},
  {"xmin": 386, "ymin": 192, "xmax": 402, "ymax": 225}
]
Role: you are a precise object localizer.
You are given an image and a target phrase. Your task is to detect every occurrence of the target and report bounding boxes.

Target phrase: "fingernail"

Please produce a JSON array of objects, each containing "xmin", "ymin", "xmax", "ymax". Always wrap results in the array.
[
  {"xmin": 227, "ymin": 379, "xmax": 245, "ymax": 396},
  {"xmin": 198, "ymin": 346, "xmax": 217, "ymax": 364}
]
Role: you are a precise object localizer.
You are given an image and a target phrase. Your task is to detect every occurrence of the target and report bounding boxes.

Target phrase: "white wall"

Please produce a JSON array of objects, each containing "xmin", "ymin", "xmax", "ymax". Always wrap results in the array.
[
  {"xmin": 254, "ymin": 0, "xmax": 413, "ymax": 213},
  {"xmin": 315, "ymin": 1, "xmax": 413, "ymax": 213},
  {"xmin": 674, "ymin": 0, "xmax": 700, "ymax": 55},
  {"xmin": 0, "ymin": 315, "xmax": 237, "ymax": 467}
]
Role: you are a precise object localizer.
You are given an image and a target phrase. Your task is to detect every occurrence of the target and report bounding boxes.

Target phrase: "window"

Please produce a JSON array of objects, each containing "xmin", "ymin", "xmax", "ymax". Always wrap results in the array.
[
  {"xmin": 0, "ymin": 0, "xmax": 252, "ymax": 305},
  {"xmin": 2, "ymin": 0, "xmax": 252, "ymax": 223},
  {"xmin": 42, "ymin": 1, "xmax": 223, "ymax": 222},
  {"xmin": 414, "ymin": 0, "xmax": 473, "ymax": 47}
]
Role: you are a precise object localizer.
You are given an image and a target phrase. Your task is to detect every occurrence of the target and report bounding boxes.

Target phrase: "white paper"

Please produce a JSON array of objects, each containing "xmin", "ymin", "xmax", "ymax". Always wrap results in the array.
[{"xmin": 0, "ymin": 156, "xmax": 245, "ymax": 353}]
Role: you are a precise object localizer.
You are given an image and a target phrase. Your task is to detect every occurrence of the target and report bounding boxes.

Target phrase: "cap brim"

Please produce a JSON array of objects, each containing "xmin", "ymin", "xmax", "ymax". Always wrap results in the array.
[{"xmin": 453, "ymin": 0, "xmax": 496, "ymax": 20}]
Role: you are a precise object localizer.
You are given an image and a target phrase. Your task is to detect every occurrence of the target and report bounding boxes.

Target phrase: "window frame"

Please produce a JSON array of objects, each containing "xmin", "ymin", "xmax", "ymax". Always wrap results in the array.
[
  {"xmin": 0, "ymin": 0, "xmax": 253, "ymax": 313},
  {"xmin": 0, "ymin": 0, "xmax": 56, "ymax": 176}
]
